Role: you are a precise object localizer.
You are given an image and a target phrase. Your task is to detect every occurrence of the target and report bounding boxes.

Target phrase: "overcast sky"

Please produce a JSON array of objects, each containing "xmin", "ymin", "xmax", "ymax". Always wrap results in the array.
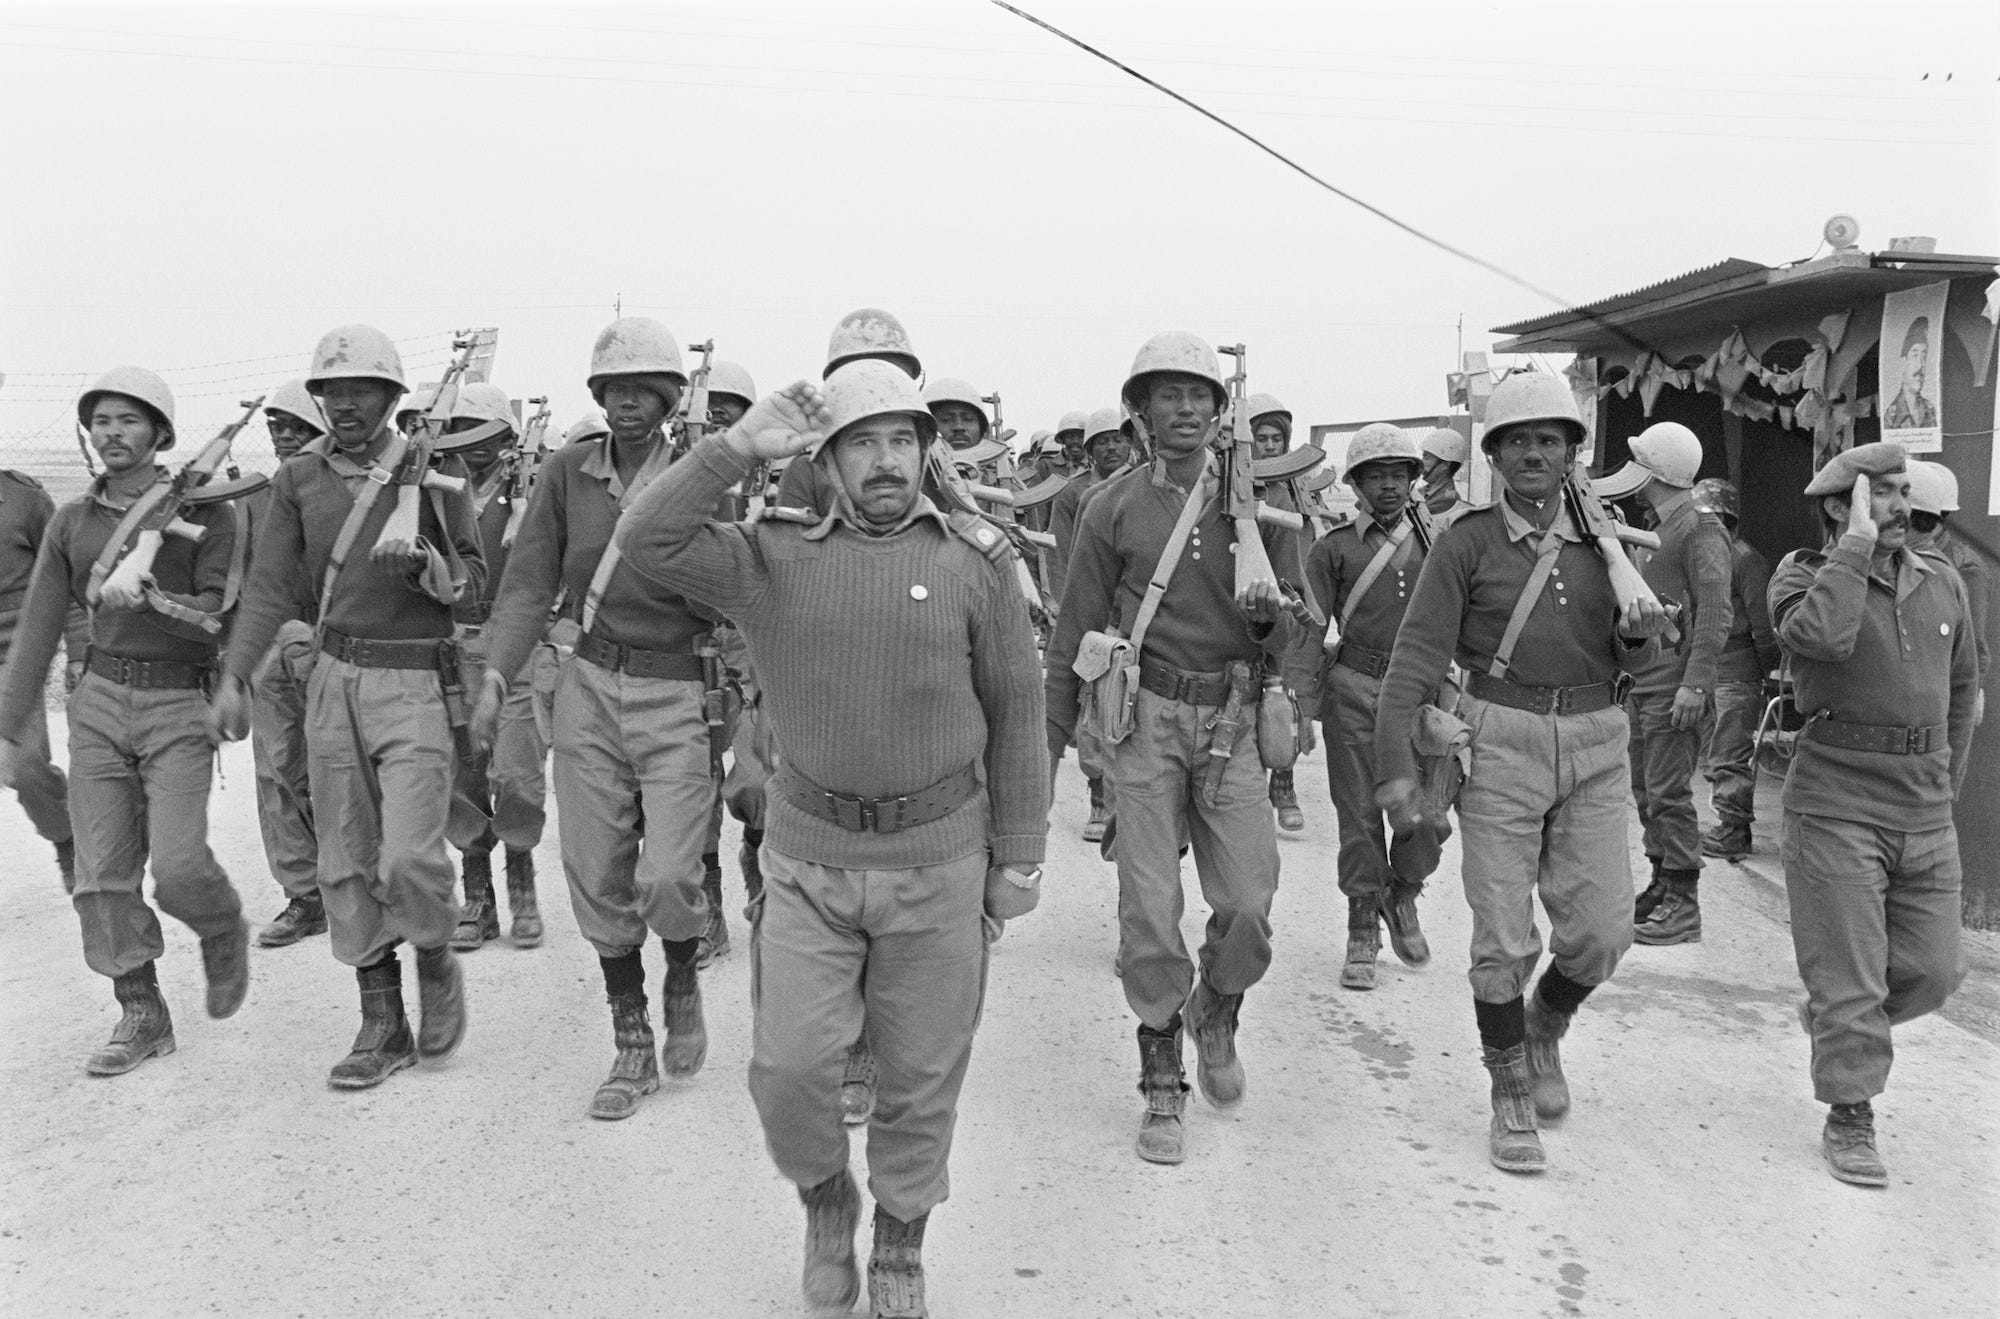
[{"xmin": 2, "ymin": 0, "xmax": 1994, "ymax": 462}]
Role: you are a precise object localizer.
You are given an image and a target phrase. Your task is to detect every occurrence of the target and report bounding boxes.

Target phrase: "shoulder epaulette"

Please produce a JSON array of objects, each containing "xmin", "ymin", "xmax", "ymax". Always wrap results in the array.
[
  {"xmin": 751, "ymin": 505, "xmax": 820, "ymax": 526},
  {"xmin": 0, "ymin": 469, "xmax": 45, "ymax": 491},
  {"xmin": 945, "ymin": 508, "xmax": 1015, "ymax": 571},
  {"xmin": 1779, "ymin": 548, "xmax": 1829, "ymax": 571}
]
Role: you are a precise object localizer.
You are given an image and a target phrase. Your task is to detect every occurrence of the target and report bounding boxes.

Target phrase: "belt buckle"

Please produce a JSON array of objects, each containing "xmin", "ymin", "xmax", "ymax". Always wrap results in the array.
[
  {"xmin": 826, "ymin": 793, "xmax": 869, "ymax": 832},
  {"xmin": 1904, "ymin": 727, "xmax": 1925, "ymax": 755},
  {"xmin": 1551, "ymin": 685, "xmax": 1575, "ymax": 716},
  {"xmin": 876, "ymin": 796, "xmax": 909, "ymax": 833}
]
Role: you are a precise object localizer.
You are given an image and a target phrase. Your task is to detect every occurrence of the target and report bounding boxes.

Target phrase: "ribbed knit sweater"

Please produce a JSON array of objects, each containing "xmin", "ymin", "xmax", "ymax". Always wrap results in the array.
[
  {"xmin": 1770, "ymin": 535, "xmax": 1977, "ymax": 829},
  {"xmin": 224, "ymin": 436, "xmax": 485, "ymax": 683},
  {"xmin": 1716, "ymin": 536, "xmax": 1778, "ymax": 683},
  {"xmin": 1304, "ymin": 513, "xmax": 1425, "ymax": 653},
  {"xmin": 619, "ymin": 435, "xmax": 1048, "ymax": 870},
  {"xmin": 0, "ymin": 477, "xmax": 235, "ymax": 743},
  {"xmin": 1630, "ymin": 490, "xmax": 1732, "ymax": 697}
]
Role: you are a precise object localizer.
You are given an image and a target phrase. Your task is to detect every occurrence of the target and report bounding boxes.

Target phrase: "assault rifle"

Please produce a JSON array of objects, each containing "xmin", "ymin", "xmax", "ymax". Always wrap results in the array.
[
  {"xmin": 500, "ymin": 396, "xmax": 551, "ymax": 549},
  {"xmin": 1563, "ymin": 469, "xmax": 1679, "ymax": 645},
  {"xmin": 673, "ymin": 339, "xmax": 715, "ymax": 460},
  {"xmin": 374, "ymin": 333, "xmax": 482, "ymax": 556},
  {"xmin": 1214, "ymin": 344, "xmax": 1294, "ymax": 605},
  {"xmin": 89, "ymin": 395, "xmax": 265, "ymax": 634}
]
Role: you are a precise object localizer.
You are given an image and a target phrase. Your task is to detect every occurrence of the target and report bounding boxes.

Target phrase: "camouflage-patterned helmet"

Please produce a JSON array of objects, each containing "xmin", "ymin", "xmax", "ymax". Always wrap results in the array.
[{"xmin": 1690, "ymin": 476, "xmax": 1740, "ymax": 525}]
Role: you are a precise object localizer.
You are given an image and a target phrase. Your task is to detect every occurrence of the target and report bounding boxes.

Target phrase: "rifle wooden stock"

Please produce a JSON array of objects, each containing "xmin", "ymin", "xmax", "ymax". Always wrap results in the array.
[
  {"xmin": 1563, "ymin": 472, "xmax": 1680, "ymax": 644},
  {"xmin": 1217, "ymin": 343, "xmax": 1278, "ymax": 602},
  {"xmin": 1021, "ymin": 528, "xmax": 1056, "ymax": 550},
  {"xmin": 967, "ymin": 482, "xmax": 1016, "ymax": 507},
  {"xmin": 1255, "ymin": 503, "xmax": 1303, "ymax": 532}
]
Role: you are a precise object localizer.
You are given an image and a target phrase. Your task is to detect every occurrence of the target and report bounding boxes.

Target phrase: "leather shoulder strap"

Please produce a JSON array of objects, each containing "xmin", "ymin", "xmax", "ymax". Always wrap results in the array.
[
  {"xmin": 1489, "ymin": 529, "xmax": 1564, "ymax": 680},
  {"xmin": 1339, "ymin": 518, "xmax": 1415, "ymax": 628},
  {"xmin": 1127, "ymin": 457, "xmax": 1214, "ymax": 657},
  {"xmin": 318, "ymin": 429, "xmax": 413, "ymax": 621}
]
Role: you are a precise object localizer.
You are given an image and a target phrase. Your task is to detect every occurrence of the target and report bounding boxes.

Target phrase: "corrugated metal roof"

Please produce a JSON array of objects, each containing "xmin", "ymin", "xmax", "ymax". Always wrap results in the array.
[{"xmin": 1494, "ymin": 258, "xmax": 1770, "ymax": 337}]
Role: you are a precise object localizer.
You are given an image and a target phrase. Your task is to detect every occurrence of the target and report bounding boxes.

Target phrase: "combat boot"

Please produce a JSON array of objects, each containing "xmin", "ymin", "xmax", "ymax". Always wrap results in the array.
[
  {"xmin": 1184, "ymin": 977, "xmax": 1245, "ymax": 1109},
  {"xmin": 86, "ymin": 963, "xmax": 175, "ymax": 1076},
  {"xmin": 1481, "ymin": 1043, "xmax": 1546, "ymax": 1174},
  {"xmin": 1701, "ymin": 820, "xmax": 1752, "ymax": 862},
  {"xmin": 451, "ymin": 846, "xmax": 500, "ymax": 951},
  {"xmin": 504, "ymin": 848, "xmax": 542, "ymax": 948},
  {"xmin": 1082, "ymin": 776, "xmax": 1109, "ymax": 844},
  {"xmin": 659, "ymin": 946, "xmax": 707, "ymax": 1077},
  {"xmin": 1822, "ymin": 1101, "xmax": 1888, "ymax": 1187},
  {"xmin": 199, "ymin": 916, "xmax": 251, "ymax": 1019},
  {"xmin": 1633, "ymin": 858, "xmax": 1667, "ymax": 922},
  {"xmin": 1635, "ymin": 873, "xmax": 1701, "ymax": 945},
  {"xmin": 1380, "ymin": 881, "xmax": 1430, "ymax": 966},
  {"xmin": 1270, "ymin": 770, "xmax": 1304, "ymax": 834},
  {"xmin": 696, "ymin": 857, "xmax": 730, "ymax": 968},
  {"xmin": 867, "ymin": 1207, "xmax": 929, "ymax": 1319},
  {"xmin": 1522, "ymin": 993, "xmax": 1574, "ymax": 1122},
  {"xmin": 841, "ymin": 1039, "xmax": 877, "ymax": 1125},
  {"xmin": 1135, "ymin": 1021, "xmax": 1189, "ymax": 1165},
  {"xmin": 55, "ymin": 838, "xmax": 76, "ymax": 895},
  {"xmin": 259, "ymin": 890, "xmax": 326, "ymax": 947},
  {"xmin": 798, "ymin": 1169, "xmax": 861, "ymax": 1316},
  {"xmin": 588, "ymin": 990, "xmax": 659, "ymax": 1120},
  {"xmin": 328, "ymin": 956, "xmax": 416, "ymax": 1089},
  {"xmin": 1340, "ymin": 898, "xmax": 1380, "ymax": 991},
  {"xmin": 414, "ymin": 945, "xmax": 467, "ymax": 1062}
]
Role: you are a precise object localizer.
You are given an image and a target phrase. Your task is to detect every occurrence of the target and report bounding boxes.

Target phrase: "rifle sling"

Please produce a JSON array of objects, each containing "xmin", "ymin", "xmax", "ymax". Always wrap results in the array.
[
  {"xmin": 84, "ymin": 475, "xmax": 173, "ymax": 607},
  {"xmin": 1339, "ymin": 517, "xmax": 1416, "ymax": 630},
  {"xmin": 318, "ymin": 429, "xmax": 415, "ymax": 623},
  {"xmin": 1126, "ymin": 453, "xmax": 1216, "ymax": 659},
  {"xmin": 1489, "ymin": 527, "xmax": 1565, "ymax": 681}
]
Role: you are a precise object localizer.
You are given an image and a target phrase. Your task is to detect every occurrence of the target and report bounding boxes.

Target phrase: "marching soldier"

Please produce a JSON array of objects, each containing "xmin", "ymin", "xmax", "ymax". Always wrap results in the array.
[
  {"xmin": 1593, "ymin": 422, "xmax": 1734, "ymax": 945},
  {"xmin": 1906, "ymin": 460, "xmax": 1990, "ymax": 692},
  {"xmin": 1053, "ymin": 409, "xmax": 1090, "ymax": 473},
  {"xmin": 0, "ymin": 461, "xmax": 81, "ymax": 891},
  {"xmin": 1046, "ymin": 331, "xmax": 1296, "ymax": 1166},
  {"xmin": 564, "ymin": 410, "xmax": 611, "ymax": 447},
  {"xmin": 618, "ymin": 364, "xmax": 1047, "ymax": 1319},
  {"xmin": 1419, "ymin": 424, "xmax": 1470, "ymax": 517},
  {"xmin": 211, "ymin": 324, "xmax": 484, "ymax": 1090},
  {"xmin": 1770, "ymin": 442, "xmax": 1975, "ymax": 1186},
  {"xmin": 0, "ymin": 367, "xmax": 249, "ymax": 1074},
  {"xmin": 441, "ymin": 382, "xmax": 547, "ymax": 953},
  {"xmin": 1689, "ymin": 479, "xmax": 1779, "ymax": 862},
  {"xmin": 1304, "ymin": 423, "xmax": 1435, "ymax": 991},
  {"xmin": 249, "ymin": 381, "xmax": 329, "ymax": 947},
  {"xmin": 1245, "ymin": 393, "xmax": 1313, "ymax": 834},
  {"xmin": 1375, "ymin": 372, "xmax": 1666, "ymax": 1174},
  {"xmin": 469, "ymin": 317, "xmax": 716, "ymax": 1120}
]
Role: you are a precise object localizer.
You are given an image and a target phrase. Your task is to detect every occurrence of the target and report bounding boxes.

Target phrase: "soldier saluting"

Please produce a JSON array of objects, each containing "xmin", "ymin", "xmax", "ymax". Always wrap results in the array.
[{"xmin": 1769, "ymin": 442, "xmax": 1976, "ymax": 1187}]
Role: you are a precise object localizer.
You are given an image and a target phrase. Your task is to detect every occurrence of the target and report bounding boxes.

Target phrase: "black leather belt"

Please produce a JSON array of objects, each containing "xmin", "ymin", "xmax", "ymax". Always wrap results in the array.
[
  {"xmin": 1334, "ymin": 642, "xmax": 1393, "ymax": 679},
  {"xmin": 783, "ymin": 764, "xmax": 980, "ymax": 834},
  {"xmin": 1805, "ymin": 719, "xmax": 1948, "ymax": 755},
  {"xmin": 1465, "ymin": 670, "xmax": 1618, "ymax": 716},
  {"xmin": 1138, "ymin": 661, "xmax": 1230, "ymax": 707},
  {"xmin": 86, "ymin": 651, "xmax": 211, "ymax": 690},
  {"xmin": 319, "ymin": 627, "xmax": 454, "ymax": 671},
  {"xmin": 576, "ymin": 630, "xmax": 704, "ymax": 681}
]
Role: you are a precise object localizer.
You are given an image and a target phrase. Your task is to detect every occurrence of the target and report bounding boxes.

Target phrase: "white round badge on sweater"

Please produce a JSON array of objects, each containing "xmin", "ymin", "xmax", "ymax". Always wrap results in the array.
[{"xmin": 911, "ymin": 585, "xmax": 929, "ymax": 601}]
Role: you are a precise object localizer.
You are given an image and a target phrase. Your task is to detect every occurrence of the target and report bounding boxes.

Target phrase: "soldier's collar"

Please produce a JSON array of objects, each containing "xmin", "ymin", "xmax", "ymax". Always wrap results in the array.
[
  {"xmin": 1497, "ymin": 490, "xmax": 1581, "ymax": 544},
  {"xmin": 804, "ymin": 491, "xmax": 949, "ymax": 541}
]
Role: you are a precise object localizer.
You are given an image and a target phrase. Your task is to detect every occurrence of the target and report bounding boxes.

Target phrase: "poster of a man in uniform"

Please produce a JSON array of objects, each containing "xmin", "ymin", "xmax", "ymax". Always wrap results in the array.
[{"xmin": 1880, "ymin": 280, "xmax": 1948, "ymax": 453}]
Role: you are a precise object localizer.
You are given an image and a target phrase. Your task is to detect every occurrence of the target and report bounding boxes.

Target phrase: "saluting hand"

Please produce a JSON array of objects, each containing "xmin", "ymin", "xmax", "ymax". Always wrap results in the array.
[
  {"xmin": 724, "ymin": 382, "xmax": 834, "ymax": 461},
  {"xmin": 1845, "ymin": 472, "xmax": 1878, "ymax": 543}
]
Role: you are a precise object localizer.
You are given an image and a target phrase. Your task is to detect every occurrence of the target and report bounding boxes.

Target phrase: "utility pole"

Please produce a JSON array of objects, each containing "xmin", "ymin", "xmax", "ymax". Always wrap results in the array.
[{"xmin": 614, "ymin": 292, "xmax": 622, "ymax": 317}]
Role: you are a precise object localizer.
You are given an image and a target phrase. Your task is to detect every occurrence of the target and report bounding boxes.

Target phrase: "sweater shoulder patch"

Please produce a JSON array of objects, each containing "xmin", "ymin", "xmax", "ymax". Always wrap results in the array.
[
  {"xmin": 752, "ymin": 506, "xmax": 819, "ymax": 526},
  {"xmin": 945, "ymin": 510, "xmax": 1015, "ymax": 572},
  {"xmin": 0, "ymin": 469, "xmax": 45, "ymax": 492}
]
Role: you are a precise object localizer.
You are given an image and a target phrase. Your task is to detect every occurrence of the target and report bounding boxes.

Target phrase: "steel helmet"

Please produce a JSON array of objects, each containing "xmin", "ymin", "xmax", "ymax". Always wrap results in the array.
[
  {"xmin": 1084, "ymin": 405, "xmax": 1124, "ymax": 443},
  {"xmin": 1026, "ymin": 428, "xmax": 1058, "ymax": 456},
  {"xmin": 708, "ymin": 360, "xmax": 757, "ymax": 408},
  {"xmin": 816, "ymin": 359, "xmax": 937, "ymax": 457},
  {"xmin": 305, "ymin": 324, "xmax": 407, "ymax": 396},
  {"xmin": 824, "ymin": 308, "xmax": 921, "ymax": 380},
  {"xmin": 1905, "ymin": 461, "xmax": 1960, "ymax": 515},
  {"xmin": 1422, "ymin": 424, "xmax": 1469, "ymax": 467},
  {"xmin": 1121, "ymin": 331, "xmax": 1227, "ymax": 414},
  {"xmin": 1054, "ymin": 409, "xmax": 1090, "ymax": 439},
  {"xmin": 1479, "ymin": 371, "xmax": 1583, "ymax": 451},
  {"xmin": 397, "ymin": 382, "xmax": 440, "ymax": 426},
  {"xmin": 1247, "ymin": 392, "xmax": 1291, "ymax": 425},
  {"xmin": 78, "ymin": 366, "xmax": 177, "ymax": 450},
  {"xmin": 1690, "ymin": 477, "xmax": 1740, "ymax": 525},
  {"xmin": 923, "ymin": 377, "xmax": 990, "ymax": 434},
  {"xmin": 264, "ymin": 378, "xmax": 326, "ymax": 433},
  {"xmin": 451, "ymin": 381, "xmax": 516, "ymax": 430},
  {"xmin": 1596, "ymin": 420, "xmax": 1703, "ymax": 497},
  {"xmin": 1341, "ymin": 422, "xmax": 1423, "ymax": 481},
  {"xmin": 587, "ymin": 317, "xmax": 687, "ymax": 406},
  {"xmin": 564, "ymin": 409, "xmax": 611, "ymax": 445}
]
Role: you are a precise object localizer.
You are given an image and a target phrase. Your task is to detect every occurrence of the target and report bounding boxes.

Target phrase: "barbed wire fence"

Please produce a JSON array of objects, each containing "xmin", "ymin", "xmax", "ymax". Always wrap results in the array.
[{"xmin": 1, "ymin": 330, "xmax": 462, "ymax": 503}]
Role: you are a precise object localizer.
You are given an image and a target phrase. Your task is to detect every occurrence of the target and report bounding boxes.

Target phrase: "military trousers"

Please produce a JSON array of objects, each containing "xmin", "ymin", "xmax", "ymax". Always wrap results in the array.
[
  {"xmin": 1456, "ymin": 696, "xmax": 1633, "ymax": 1003},
  {"xmin": 749, "ymin": 845, "xmax": 987, "ymax": 1223},
  {"xmin": 1703, "ymin": 678, "xmax": 1761, "ymax": 828},
  {"xmin": 551, "ymin": 655, "xmax": 714, "ymax": 957},
  {"xmin": 251, "ymin": 622, "xmax": 317, "ymax": 898},
  {"xmin": 1783, "ymin": 810, "xmax": 1965, "ymax": 1105},
  {"xmin": 1321, "ymin": 667, "xmax": 1402, "ymax": 902},
  {"xmin": 1627, "ymin": 689, "xmax": 1703, "ymax": 873},
  {"xmin": 9, "ymin": 697, "xmax": 71, "ymax": 845},
  {"xmin": 1109, "ymin": 684, "xmax": 1279, "ymax": 1030},
  {"xmin": 449, "ymin": 630, "xmax": 553, "ymax": 854},
  {"xmin": 305, "ymin": 656, "xmax": 459, "ymax": 967},
  {"xmin": 67, "ymin": 673, "xmax": 240, "ymax": 979}
]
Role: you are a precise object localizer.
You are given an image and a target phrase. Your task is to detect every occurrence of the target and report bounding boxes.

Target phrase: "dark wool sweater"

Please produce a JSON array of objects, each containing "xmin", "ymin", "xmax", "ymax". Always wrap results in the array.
[{"xmin": 619, "ymin": 435, "xmax": 1048, "ymax": 871}]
